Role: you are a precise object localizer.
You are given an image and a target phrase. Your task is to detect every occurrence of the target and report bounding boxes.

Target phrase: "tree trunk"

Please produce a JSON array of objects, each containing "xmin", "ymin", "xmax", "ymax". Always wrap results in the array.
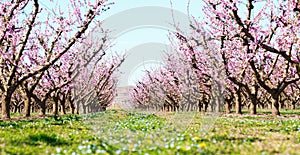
[
  {"xmin": 1, "ymin": 93, "xmax": 12, "ymax": 119},
  {"xmin": 88, "ymin": 105, "xmax": 91, "ymax": 113},
  {"xmin": 216, "ymin": 96, "xmax": 222, "ymax": 113},
  {"xmin": 271, "ymin": 97, "xmax": 280, "ymax": 116},
  {"xmin": 280, "ymin": 101, "xmax": 285, "ymax": 109},
  {"xmin": 71, "ymin": 105, "xmax": 75, "ymax": 114},
  {"xmin": 60, "ymin": 99, "xmax": 66, "ymax": 115},
  {"xmin": 249, "ymin": 95, "xmax": 257, "ymax": 115},
  {"xmin": 83, "ymin": 105, "xmax": 87, "ymax": 114},
  {"xmin": 68, "ymin": 95, "xmax": 75, "ymax": 114},
  {"xmin": 61, "ymin": 104, "xmax": 66, "ymax": 115},
  {"xmin": 18, "ymin": 106, "xmax": 21, "ymax": 113},
  {"xmin": 187, "ymin": 103, "xmax": 191, "ymax": 111},
  {"xmin": 250, "ymin": 102, "xmax": 257, "ymax": 115},
  {"xmin": 235, "ymin": 94, "xmax": 242, "ymax": 114},
  {"xmin": 39, "ymin": 100, "xmax": 46, "ymax": 116},
  {"xmin": 32, "ymin": 104, "xmax": 35, "ymax": 113},
  {"xmin": 53, "ymin": 96, "xmax": 59, "ymax": 116},
  {"xmin": 198, "ymin": 100, "xmax": 202, "ymax": 112},
  {"xmin": 23, "ymin": 96, "xmax": 31, "ymax": 117},
  {"xmin": 291, "ymin": 103, "xmax": 296, "ymax": 110},
  {"xmin": 75, "ymin": 102, "xmax": 80, "ymax": 114},
  {"xmin": 13, "ymin": 104, "xmax": 18, "ymax": 113},
  {"xmin": 225, "ymin": 102, "xmax": 231, "ymax": 114},
  {"xmin": 204, "ymin": 102, "xmax": 208, "ymax": 112}
]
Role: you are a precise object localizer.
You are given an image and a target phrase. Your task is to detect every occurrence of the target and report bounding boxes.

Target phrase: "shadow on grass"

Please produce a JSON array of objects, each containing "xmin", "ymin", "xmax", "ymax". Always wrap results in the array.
[
  {"xmin": 26, "ymin": 133, "xmax": 69, "ymax": 146},
  {"xmin": 0, "ymin": 121, "xmax": 23, "ymax": 128},
  {"xmin": 195, "ymin": 135, "xmax": 262, "ymax": 144}
]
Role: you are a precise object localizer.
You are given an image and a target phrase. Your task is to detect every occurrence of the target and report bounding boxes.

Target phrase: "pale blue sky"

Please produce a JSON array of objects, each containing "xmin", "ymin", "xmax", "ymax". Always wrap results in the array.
[
  {"xmin": 104, "ymin": 0, "xmax": 203, "ymax": 17},
  {"xmin": 103, "ymin": 0, "xmax": 204, "ymax": 51},
  {"xmin": 102, "ymin": 0, "xmax": 204, "ymax": 86}
]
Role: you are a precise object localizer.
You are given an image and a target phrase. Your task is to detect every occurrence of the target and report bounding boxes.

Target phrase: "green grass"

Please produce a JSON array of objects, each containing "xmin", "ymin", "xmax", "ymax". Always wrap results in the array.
[{"xmin": 0, "ymin": 110, "xmax": 300, "ymax": 154}]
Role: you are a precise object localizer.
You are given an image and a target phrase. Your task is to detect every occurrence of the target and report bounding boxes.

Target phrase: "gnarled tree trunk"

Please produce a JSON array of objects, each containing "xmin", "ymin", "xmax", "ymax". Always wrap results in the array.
[
  {"xmin": 271, "ymin": 97, "xmax": 280, "ymax": 116},
  {"xmin": 234, "ymin": 93, "xmax": 242, "ymax": 114},
  {"xmin": 1, "ymin": 90, "xmax": 13, "ymax": 119},
  {"xmin": 23, "ymin": 96, "xmax": 31, "ymax": 117}
]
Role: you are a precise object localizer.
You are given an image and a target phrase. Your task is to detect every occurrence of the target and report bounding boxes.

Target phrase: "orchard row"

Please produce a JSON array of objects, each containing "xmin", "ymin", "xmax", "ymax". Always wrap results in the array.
[
  {"xmin": 130, "ymin": 0, "xmax": 300, "ymax": 116},
  {"xmin": 0, "ymin": 0, "xmax": 123, "ymax": 119}
]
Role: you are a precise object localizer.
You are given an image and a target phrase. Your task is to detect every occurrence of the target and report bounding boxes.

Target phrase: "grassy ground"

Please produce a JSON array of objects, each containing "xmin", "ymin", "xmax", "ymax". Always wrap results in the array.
[{"xmin": 0, "ymin": 110, "xmax": 299, "ymax": 155}]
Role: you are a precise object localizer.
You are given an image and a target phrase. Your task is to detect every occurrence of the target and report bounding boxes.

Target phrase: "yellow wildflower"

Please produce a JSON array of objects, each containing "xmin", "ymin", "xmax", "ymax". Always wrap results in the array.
[{"xmin": 199, "ymin": 142, "xmax": 207, "ymax": 148}]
